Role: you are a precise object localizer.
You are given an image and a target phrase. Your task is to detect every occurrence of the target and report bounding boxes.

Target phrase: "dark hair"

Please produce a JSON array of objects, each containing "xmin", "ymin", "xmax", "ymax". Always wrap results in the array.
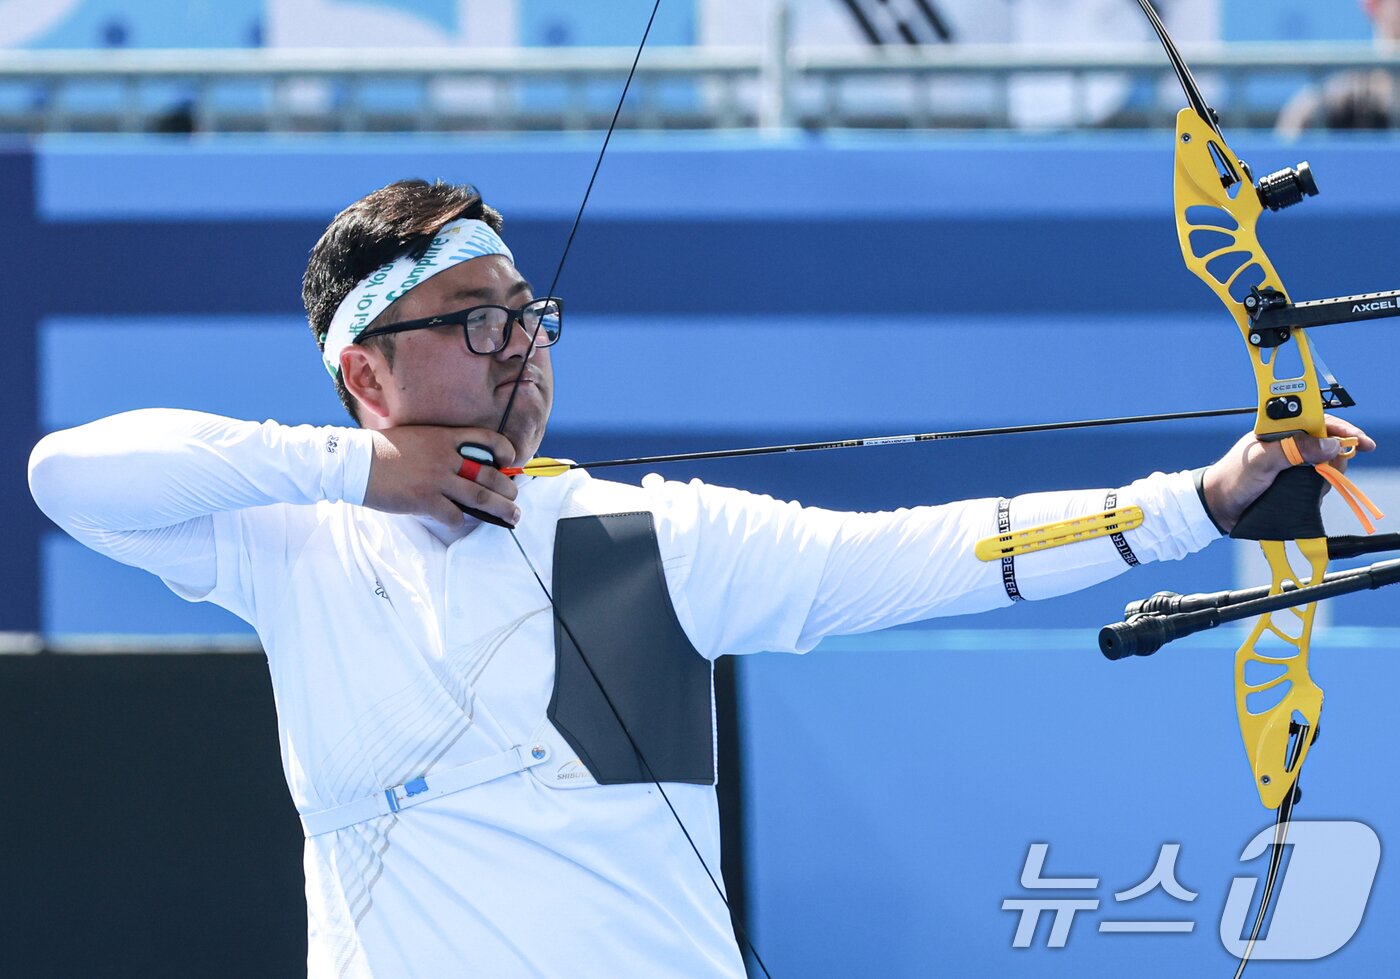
[{"xmin": 302, "ymin": 179, "xmax": 505, "ymax": 422}]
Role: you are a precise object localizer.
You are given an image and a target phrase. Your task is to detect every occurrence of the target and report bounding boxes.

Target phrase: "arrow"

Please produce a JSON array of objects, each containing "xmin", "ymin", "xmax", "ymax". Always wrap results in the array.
[{"xmin": 500, "ymin": 404, "xmax": 1260, "ymax": 477}]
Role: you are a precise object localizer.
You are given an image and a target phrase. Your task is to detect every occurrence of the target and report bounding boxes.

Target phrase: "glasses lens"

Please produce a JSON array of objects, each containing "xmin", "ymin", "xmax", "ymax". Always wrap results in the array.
[
  {"xmin": 524, "ymin": 299, "xmax": 562, "ymax": 346},
  {"xmin": 463, "ymin": 306, "xmax": 509, "ymax": 354}
]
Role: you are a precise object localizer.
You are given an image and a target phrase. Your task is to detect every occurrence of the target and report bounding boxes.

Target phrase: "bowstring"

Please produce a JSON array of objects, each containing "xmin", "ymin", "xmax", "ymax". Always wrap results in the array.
[
  {"xmin": 505, "ymin": 533, "xmax": 773, "ymax": 979},
  {"xmin": 496, "ymin": 0, "xmax": 660, "ymax": 436},
  {"xmin": 491, "ymin": 3, "xmax": 774, "ymax": 976}
]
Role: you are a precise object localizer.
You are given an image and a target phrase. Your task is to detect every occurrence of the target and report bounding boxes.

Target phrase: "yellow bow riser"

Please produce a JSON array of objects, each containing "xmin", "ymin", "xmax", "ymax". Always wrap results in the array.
[
  {"xmin": 1171, "ymin": 106, "xmax": 1330, "ymax": 812},
  {"xmin": 1237, "ymin": 538, "xmax": 1326, "ymax": 810},
  {"xmin": 1172, "ymin": 107, "xmax": 1329, "ymax": 443}
]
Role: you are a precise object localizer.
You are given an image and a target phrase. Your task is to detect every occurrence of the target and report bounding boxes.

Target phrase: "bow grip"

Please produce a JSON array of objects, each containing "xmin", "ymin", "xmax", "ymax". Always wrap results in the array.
[{"xmin": 1229, "ymin": 466, "xmax": 1327, "ymax": 542}]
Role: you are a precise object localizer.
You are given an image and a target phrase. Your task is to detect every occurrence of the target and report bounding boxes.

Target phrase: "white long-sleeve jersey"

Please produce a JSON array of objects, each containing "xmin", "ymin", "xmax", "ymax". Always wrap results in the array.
[{"xmin": 30, "ymin": 409, "xmax": 1220, "ymax": 978}]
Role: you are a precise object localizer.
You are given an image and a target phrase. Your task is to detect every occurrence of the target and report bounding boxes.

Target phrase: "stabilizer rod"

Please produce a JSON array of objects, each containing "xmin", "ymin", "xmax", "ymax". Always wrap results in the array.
[
  {"xmin": 1123, "ymin": 534, "xmax": 1400, "ymax": 618},
  {"xmin": 1100, "ymin": 557, "xmax": 1400, "ymax": 659}
]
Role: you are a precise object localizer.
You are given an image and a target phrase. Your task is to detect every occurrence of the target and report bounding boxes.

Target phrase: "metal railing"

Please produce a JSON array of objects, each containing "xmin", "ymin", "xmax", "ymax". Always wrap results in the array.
[{"xmin": 0, "ymin": 42, "xmax": 1395, "ymax": 134}]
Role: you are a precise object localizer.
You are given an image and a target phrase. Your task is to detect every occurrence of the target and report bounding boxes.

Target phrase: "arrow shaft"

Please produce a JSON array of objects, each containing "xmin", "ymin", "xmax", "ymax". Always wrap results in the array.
[{"xmin": 571, "ymin": 405, "xmax": 1259, "ymax": 472}]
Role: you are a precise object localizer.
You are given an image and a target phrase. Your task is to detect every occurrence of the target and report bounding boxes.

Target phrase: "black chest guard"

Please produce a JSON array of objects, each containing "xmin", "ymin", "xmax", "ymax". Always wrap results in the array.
[{"xmin": 548, "ymin": 512, "xmax": 715, "ymax": 785}]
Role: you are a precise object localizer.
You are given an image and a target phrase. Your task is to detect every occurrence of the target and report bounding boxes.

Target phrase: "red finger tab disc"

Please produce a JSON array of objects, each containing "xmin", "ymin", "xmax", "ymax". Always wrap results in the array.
[{"xmin": 457, "ymin": 458, "xmax": 482, "ymax": 481}]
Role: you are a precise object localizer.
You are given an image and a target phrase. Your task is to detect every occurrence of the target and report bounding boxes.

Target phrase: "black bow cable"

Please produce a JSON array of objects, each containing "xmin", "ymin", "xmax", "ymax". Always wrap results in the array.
[
  {"xmin": 488, "ymin": 3, "xmax": 774, "ymax": 976},
  {"xmin": 496, "ymin": 0, "xmax": 656, "ymax": 433}
]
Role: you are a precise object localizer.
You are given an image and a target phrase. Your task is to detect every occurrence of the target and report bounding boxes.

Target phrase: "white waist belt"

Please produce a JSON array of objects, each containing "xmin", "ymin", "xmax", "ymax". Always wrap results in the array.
[{"xmin": 299, "ymin": 743, "xmax": 551, "ymax": 837}]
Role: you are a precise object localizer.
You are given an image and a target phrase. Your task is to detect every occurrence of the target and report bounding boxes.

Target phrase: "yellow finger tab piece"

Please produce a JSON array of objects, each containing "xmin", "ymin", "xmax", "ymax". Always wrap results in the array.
[{"xmin": 975, "ymin": 507, "xmax": 1144, "ymax": 562}]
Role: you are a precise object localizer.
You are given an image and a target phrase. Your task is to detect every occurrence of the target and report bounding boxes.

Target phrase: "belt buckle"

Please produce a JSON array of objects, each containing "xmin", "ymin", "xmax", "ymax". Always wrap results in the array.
[{"xmin": 384, "ymin": 775, "xmax": 430, "ymax": 813}]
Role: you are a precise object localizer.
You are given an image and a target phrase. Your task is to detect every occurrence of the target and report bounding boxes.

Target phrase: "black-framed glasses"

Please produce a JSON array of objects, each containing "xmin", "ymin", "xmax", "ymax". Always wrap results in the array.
[{"xmin": 355, "ymin": 297, "xmax": 563, "ymax": 355}]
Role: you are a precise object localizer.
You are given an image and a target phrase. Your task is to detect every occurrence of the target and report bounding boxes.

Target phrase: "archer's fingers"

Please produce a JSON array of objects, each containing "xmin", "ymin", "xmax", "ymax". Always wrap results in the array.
[
  {"xmin": 455, "ymin": 459, "xmax": 519, "ymax": 502},
  {"xmin": 448, "ymin": 464, "xmax": 521, "ymax": 526},
  {"xmin": 1288, "ymin": 416, "xmax": 1376, "ymax": 468},
  {"xmin": 1322, "ymin": 414, "xmax": 1377, "ymax": 452}
]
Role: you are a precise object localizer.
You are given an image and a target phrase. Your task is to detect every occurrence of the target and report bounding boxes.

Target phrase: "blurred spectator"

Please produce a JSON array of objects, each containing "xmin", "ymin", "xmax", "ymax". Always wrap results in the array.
[
  {"xmin": 1276, "ymin": 0, "xmax": 1400, "ymax": 135},
  {"xmin": 150, "ymin": 100, "xmax": 197, "ymax": 133}
]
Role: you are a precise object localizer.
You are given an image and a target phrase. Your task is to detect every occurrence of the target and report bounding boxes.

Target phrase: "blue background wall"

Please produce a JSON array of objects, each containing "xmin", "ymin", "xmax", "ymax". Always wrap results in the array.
[{"xmin": 13, "ymin": 131, "xmax": 1400, "ymax": 976}]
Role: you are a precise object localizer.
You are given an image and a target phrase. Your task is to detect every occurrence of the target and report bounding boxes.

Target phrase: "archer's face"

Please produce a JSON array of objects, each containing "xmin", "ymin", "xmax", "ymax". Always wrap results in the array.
[{"xmin": 371, "ymin": 255, "xmax": 554, "ymax": 466}]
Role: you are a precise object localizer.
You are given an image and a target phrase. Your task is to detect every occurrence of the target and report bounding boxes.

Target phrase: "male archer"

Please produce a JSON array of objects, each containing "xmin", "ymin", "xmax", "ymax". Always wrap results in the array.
[{"xmin": 28, "ymin": 178, "xmax": 1371, "ymax": 978}]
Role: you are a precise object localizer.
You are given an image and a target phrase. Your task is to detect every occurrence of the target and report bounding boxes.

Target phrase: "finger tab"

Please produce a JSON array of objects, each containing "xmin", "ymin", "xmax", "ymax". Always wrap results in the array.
[{"xmin": 1280, "ymin": 436, "xmax": 1305, "ymax": 466}]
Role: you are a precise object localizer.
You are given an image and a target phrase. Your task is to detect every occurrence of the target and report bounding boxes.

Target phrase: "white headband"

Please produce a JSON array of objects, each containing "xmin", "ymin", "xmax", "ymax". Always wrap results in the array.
[{"xmin": 321, "ymin": 217, "xmax": 514, "ymax": 378}]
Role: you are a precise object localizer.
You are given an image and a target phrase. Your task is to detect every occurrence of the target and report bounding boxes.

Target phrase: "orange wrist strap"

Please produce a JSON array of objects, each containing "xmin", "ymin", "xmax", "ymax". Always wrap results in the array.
[{"xmin": 1280, "ymin": 436, "xmax": 1384, "ymax": 534}]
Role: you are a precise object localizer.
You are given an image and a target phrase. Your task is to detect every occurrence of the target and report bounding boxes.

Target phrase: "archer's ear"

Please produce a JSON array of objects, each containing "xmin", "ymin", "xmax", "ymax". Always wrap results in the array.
[{"xmin": 340, "ymin": 345, "xmax": 392, "ymax": 422}]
